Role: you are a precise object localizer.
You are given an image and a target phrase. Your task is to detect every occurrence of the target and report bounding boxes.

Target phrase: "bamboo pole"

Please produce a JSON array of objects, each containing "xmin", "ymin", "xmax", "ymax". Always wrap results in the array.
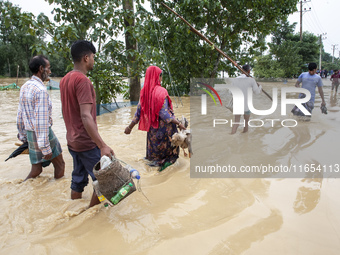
[{"xmin": 161, "ymin": 2, "xmax": 273, "ymax": 101}]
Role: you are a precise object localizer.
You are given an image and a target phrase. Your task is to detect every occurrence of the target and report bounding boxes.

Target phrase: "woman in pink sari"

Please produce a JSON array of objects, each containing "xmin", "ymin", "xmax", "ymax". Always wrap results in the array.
[{"xmin": 124, "ymin": 66, "xmax": 185, "ymax": 171}]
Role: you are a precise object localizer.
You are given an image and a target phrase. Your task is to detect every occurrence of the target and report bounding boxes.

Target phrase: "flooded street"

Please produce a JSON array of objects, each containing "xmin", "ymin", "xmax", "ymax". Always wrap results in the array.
[{"xmin": 1, "ymin": 78, "xmax": 340, "ymax": 255}]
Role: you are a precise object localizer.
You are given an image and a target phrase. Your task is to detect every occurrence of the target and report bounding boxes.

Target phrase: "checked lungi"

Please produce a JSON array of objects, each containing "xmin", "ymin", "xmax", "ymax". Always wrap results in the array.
[{"xmin": 27, "ymin": 127, "xmax": 62, "ymax": 167}]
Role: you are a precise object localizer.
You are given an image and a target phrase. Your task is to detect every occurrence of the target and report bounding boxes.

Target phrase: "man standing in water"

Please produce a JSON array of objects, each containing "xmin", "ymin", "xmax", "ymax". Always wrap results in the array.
[
  {"xmin": 60, "ymin": 40, "xmax": 114, "ymax": 207},
  {"xmin": 17, "ymin": 55, "xmax": 65, "ymax": 181},
  {"xmin": 231, "ymin": 64, "xmax": 262, "ymax": 134},
  {"xmin": 330, "ymin": 69, "xmax": 340, "ymax": 93},
  {"xmin": 292, "ymin": 62, "xmax": 326, "ymax": 117}
]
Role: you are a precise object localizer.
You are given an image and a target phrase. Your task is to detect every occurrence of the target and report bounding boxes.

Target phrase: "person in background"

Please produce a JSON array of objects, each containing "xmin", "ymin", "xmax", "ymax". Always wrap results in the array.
[
  {"xmin": 330, "ymin": 69, "xmax": 340, "ymax": 93},
  {"xmin": 292, "ymin": 62, "xmax": 326, "ymax": 117},
  {"xmin": 17, "ymin": 55, "xmax": 65, "ymax": 181},
  {"xmin": 124, "ymin": 66, "xmax": 185, "ymax": 171},
  {"xmin": 59, "ymin": 40, "xmax": 114, "ymax": 207},
  {"xmin": 231, "ymin": 64, "xmax": 262, "ymax": 134}
]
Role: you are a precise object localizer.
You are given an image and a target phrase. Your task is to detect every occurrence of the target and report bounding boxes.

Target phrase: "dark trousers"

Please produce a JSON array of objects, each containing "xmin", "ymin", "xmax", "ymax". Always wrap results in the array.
[{"xmin": 68, "ymin": 147, "xmax": 101, "ymax": 193}]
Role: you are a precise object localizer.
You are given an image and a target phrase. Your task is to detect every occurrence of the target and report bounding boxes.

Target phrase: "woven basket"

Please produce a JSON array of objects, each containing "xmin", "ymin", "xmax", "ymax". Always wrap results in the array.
[{"xmin": 93, "ymin": 157, "xmax": 136, "ymax": 204}]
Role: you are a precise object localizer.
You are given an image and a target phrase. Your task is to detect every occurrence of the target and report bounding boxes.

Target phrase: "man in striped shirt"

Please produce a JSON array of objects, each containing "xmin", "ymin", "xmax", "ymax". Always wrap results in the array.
[{"xmin": 17, "ymin": 55, "xmax": 65, "ymax": 181}]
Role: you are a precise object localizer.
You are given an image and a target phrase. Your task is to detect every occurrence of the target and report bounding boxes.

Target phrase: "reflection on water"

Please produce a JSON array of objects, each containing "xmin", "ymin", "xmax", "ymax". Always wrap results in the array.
[
  {"xmin": 294, "ymin": 178, "xmax": 322, "ymax": 215},
  {"xmin": 330, "ymin": 92, "xmax": 339, "ymax": 108},
  {"xmin": 0, "ymin": 78, "xmax": 340, "ymax": 255}
]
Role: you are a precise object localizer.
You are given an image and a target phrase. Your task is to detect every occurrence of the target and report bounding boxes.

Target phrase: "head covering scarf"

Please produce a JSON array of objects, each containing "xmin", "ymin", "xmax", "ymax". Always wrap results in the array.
[{"xmin": 139, "ymin": 66, "xmax": 173, "ymax": 131}]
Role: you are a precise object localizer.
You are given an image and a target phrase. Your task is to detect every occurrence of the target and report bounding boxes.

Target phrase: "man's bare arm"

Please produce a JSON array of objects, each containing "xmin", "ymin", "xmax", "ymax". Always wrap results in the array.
[{"xmin": 80, "ymin": 103, "xmax": 114, "ymax": 157}]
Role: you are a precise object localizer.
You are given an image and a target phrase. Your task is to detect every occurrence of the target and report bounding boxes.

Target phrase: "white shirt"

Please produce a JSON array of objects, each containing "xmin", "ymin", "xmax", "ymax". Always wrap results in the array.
[{"xmin": 234, "ymin": 74, "xmax": 262, "ymax": 111}]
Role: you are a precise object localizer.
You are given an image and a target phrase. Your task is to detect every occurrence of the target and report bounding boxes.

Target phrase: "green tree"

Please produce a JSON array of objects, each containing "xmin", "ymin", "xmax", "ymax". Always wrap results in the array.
[
  {"xmin": 36, "ymin": 0, "xmax": 153, "ymax": 106},
  {"xmin": 138, "ymin": 0, "xmax": 298, "ymax": 93},
  {"xmin": 0, "ymin": 0, "xmax": 43, "ymax": 77},
  {"xmin": 34, "ymin": 0, "xmax": 137, "ymax": 109},
  {"xmin": 321, "ymin": 51, "xmax": 332, "ymax": 63},
  {"xmin": 320, "ymin": 51, "xmax": 340, "ymax": 72},
  {"xmin": 0, "ymin": 0, "xmax": 67, "ymax": 77},
  {"xmin": 291, "ymin": 31, "xmax": 319, "ymax": 71},
  {"xmin": 255, "ymin": 20, "xmax": 319, "ymax": 78},
  {"xmin": 253, "ymin": 55, "xmax": 285, "ymax": 78},
  {"xmin": 267, "ymin": 20, "xmax": 302, "ymax": 78}
]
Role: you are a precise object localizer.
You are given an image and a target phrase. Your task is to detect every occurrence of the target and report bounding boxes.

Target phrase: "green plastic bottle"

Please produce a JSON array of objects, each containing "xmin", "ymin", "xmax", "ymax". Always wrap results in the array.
[{"xmin": 111, "ymin": 183, "xmax": 133, "ymax": 205}]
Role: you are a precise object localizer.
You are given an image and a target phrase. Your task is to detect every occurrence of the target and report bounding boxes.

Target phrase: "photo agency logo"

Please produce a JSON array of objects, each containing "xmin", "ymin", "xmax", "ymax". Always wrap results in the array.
[
  {"xmin": 196, "ymin": 79, "xmax": 312, "ymax": 128},
  {"xmin": 189, "ymin": 78, "xmax": 336, "ymax": 179}
]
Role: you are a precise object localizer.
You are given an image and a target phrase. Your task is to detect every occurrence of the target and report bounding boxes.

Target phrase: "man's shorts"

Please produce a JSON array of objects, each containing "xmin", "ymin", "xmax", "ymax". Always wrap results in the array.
[
  {"xmin": 68, "ymin": 146, "xmax": 101, "ymax": 193},
  {"xmin": 27, "ymin": 127, "xmax": 62, "ymax": 167}
]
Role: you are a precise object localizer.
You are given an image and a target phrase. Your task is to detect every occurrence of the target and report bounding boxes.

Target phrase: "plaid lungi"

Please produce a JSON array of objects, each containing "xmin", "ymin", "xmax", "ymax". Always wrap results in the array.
[{"xmin": 27, "ymin": 128, "xmax": 62, "ymax": 167}]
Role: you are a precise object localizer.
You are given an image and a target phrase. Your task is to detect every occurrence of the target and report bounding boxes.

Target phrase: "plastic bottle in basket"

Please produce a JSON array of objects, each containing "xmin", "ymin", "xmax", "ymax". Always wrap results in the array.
[
  {"xmin": 93, "ymin": 180, "xmax": 112, "ymax": 207},
  {"xmin": 125, "ymin": 164, "xmax": 140, "ymax": 180},
  {"xmin": 111, "ymin": 182, "xmax": 133, "ymax": 205},
  {"xmin": 130, "ymin": 169, "xmax": 140, "ymax": 180}
]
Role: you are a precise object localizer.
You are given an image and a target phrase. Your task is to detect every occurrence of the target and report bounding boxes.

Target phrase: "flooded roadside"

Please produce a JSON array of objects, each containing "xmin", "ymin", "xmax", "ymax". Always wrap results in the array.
[{"xmin": 0, "ymin": 78, "xmax": 339, "ymax": 255}]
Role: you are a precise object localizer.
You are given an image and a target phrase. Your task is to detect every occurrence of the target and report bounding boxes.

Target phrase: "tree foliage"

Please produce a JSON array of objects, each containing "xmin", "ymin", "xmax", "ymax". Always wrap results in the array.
[
  {"xmin": 2, "ymin": 0, "xmax": 339, "ymax": 101},
  {"xmin": 254, "ymin": 20, "xmax": 320, "ymax": 78},
  {"xmin": 37, "ymin": 0, "xmax": 142, "ymax": 105},
  {"xmin": 0, "ymin": 1, "xmax": 43, "ymax": 76},
  {"xmin": 138, "ymin": 0, "xmax": 298, "ymax": 94}
]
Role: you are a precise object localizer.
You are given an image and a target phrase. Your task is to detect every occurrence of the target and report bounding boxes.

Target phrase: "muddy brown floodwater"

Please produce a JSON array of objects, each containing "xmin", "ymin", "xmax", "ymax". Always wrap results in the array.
[{"xmin": 0, "ymin": 77, "xmax": 340, "ymax": 255}]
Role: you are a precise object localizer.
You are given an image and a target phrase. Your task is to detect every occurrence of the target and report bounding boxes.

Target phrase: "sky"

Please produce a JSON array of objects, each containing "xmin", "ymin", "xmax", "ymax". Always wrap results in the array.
[
  {"xmin": 7, "ymin": 0, "xmax": 340, "ymax": 56},
  {"xmin": 287, "ymin": 0, "xmax": 340, "ymax": 57}
]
